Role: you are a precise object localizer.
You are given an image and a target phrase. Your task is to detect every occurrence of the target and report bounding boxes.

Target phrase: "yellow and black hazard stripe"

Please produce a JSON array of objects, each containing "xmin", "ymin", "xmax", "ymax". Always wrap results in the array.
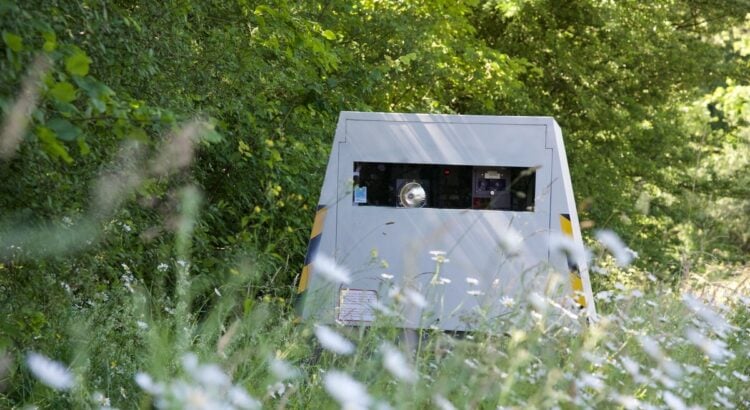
[
  {"xmin": 297, "ymin": 205, "xmax": 327, "ymax": 298},
  {"xmin": 560, "ymin": 213, "xmax": 586, "ymax": 307}
]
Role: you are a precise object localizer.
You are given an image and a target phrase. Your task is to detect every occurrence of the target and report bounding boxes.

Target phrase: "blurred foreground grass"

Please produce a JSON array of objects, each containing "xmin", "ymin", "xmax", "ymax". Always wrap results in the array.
[
  {"xmin": 1, "ymin": 109, "xmax": 748, "ymax": 410},
  {"xmin": 1, "ymin": 195, "xmax": 748, "ymax": 409}
]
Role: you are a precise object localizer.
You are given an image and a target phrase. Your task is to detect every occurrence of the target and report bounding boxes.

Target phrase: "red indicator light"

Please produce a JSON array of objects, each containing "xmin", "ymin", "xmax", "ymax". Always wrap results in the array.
[{"xmin": 443, "ymin": 168, "xmax": 451, "ymax": 176}]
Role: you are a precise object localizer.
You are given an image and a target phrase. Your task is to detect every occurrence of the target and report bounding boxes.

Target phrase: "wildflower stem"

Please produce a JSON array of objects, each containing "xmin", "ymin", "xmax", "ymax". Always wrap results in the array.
[{"xmin": 174, "ymin": 186, "xmax": 202, "ymax": 352}]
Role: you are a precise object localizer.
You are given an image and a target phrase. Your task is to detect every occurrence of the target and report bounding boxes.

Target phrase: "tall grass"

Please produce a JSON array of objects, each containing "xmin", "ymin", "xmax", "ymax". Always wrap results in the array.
[
  {"xmin": 0, "ymin": 105, "xmax": 748, "ymax": 409},
  {"xmin": 3, "ymin": 181, "xmax": 749, "ymax": 409}
]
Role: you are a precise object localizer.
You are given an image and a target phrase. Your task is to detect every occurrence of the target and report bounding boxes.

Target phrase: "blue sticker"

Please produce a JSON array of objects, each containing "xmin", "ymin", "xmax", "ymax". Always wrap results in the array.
[{"xmin": 354, "ymin": 186, "xmax": 367, "ymax": 203}]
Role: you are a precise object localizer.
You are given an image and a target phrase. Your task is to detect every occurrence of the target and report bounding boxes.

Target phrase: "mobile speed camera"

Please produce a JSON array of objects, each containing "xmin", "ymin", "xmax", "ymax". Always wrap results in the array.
[{"xmin": 296, "ymin": 112, "xmax": 596, "ymax": 330}]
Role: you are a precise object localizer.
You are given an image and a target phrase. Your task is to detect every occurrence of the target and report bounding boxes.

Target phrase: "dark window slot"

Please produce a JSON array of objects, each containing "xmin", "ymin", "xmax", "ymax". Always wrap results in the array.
[{"xmin": 352, "ymin": 162, "xmax": 535, "ymax": 212}]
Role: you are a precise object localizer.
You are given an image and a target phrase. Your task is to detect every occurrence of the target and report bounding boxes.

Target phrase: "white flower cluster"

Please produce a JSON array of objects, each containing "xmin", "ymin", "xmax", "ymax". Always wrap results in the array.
[
  {"xmin": 26, "ymin": 352, "xmax": 75, "ymax": 391},
  {"xmin": 323, "ymin": 370, "xmax": 372, "ymax": 410},
  {"xmin": 135, "ymin": 353, "xmax": 260, "ymax": 410},
  {"xmin": 312, "ymin": 254, "xmax": 352, "ymax": 284},
  {"xmin": 314, "ymin": 325, "xmax": 355, "ymax": 355}
]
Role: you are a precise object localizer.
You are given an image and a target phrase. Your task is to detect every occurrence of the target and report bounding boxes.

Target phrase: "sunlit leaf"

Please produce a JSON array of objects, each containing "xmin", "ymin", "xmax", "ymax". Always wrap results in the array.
[
  {"xmin": 2, "ymin": 31, "xmax": 22, "ymax": 52},
  {"xmin": 49, "ymin": 82, "xmax": 76, "ymax": 103},
  {"xmin": 35, "ymin": 126, "xmax": 73, "ymax": 163},
  {"xmin": 76, "ymin": 137, "xmax": 90, "ymax": 156},
  {"xmin": 42, "ymin": 31, "xmax": 56, "ymax": 51},
  {"xmin": 65, "ymin": 50, "xmax": 91, "ymax": 77}
]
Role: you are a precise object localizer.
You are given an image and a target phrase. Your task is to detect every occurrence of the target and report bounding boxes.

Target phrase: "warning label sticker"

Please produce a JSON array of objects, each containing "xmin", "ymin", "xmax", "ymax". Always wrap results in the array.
[{"xmin": 338, "ymin": 288, "xmax": 377, "ymax": 323}]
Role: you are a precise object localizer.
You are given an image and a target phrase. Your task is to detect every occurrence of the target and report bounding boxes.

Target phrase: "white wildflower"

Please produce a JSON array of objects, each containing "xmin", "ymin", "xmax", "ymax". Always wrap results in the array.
[
  {"xmin": 714, "ymin": 388, "xmax": 735, "ymax": 409},
  {"xmin": 180, "ymin": 353, "xmax": 232, "ymax": 388},
  {"xmin": 312, "ymin": 254, "xmax": 352, "ymax": 284},
  {"xmin": 466, "ymin": 290, "xmax": 484, "ymax": 296},
  {"xmin": 580, "ymin": 373, "xmax": 604, "ymax": 392},
  {"xmin": 135, "ymin": 372, "xmax": 163, "ymax": 395},
  {"xmin": 611, "ymin": 393, "xmax": 641, "ymax": 410},
  {"xmin": 380, "ymin": 343, "xmax": 416, "ymax": 383},
  {"xmin": 595, "ymin": 290, "xmax": 612, "ymax": 302},
  {"xmin": 639, "ymin": 335, "xmax": 664, "ymax": 361},
  {"xmin": 403, "ymin": 288, "xmax": 427, "ymax": 308},
  {"xmin": 663, "ymin": 360, "xmax": 683, "ymax": 380},
  {"xmin": 433, "ymin": 277, "xmax": 451, "ymax": 285},
  {"xmin": 430, "ymin": 250, "xmax": 450, "ymax": 264},
  {"xmin": 374, "ymin": 401, "xmax": 394, "ymax": 410},
  {"xmin": 230, "ymin": 385, "xmax": 261, "ymax": 409},
  {"xmin": 314, "ymin": 325, "xmax": 355, "ymax": 355},
  {"xmin": 549, "ymin": 232, "xmax": 587, "ymax": 267},
  {"xmin": 136, "ymin": 320, "xmax": 149, "ymax": 330},
  {"xmin": 433, "ymin": 394, "xmax": 457, "ymax": 410},
  {"xmin": 323, "ymin": 370, "xmax": 372, "ymax": 410},
  {"xmin": 380, "ymin": 273, "xmax": 394, "ymax": 280},
  {"xmin": 370, "ymin": 299, "xmax": 395, "ymax": 316},
  {"xmin": 685, "ymin": 328, "xmax": 732, "ymax": 362},
  {"xmin": 650, "ymin": 368, "xmax": 677, "ymax": 389},
  {"xmin": 465, "ymin": 277, "xmax": 479, "ymax": 286},
  {"xmin": 528, "ymin": 292, "xmax": 547, "ymax": 312},
  {"xmin": 620, "ymin": 356, "xmax": 645, "ymax": 383},
  {"xmin": 269, "ymin": 358, "xmax": 299, "ymax": 380},
  {"xmin": 498, "ymin": 226, "xmax": 523, "ymax": 254},
  {"xmin": 182, "ymin": 352, "xmax": 199, "ymax": 373},
  {"xmin": 682, "ymin": 293, "xmax": 734, "ymax": 337},
  {"xmin": 266, "ymin": 382, "xmax": 286, "ymax": 398},
  {"xmin": 595, "ymin": 230, "xmax": 634, "ymax": 266},
  {"xmin": 27, "ymin": 352, "xmax": 75, "ymax": 391},
  {"xmin": 732, "ymin": 370, "xmax": 749, "ymax": 382},
  {"xmin": 464, "ymin": 358, "xmax": 479, "ymax": 369},
  {"xmin": 157, "ymin": 262, "xmax": 169, "ymax": 272},
  {"xmin": 663, "ymin": 391, "xmax": 687, "ymax": 410},
  {"xmin": 500, "ymin": 296, "xmax": 515, "ymax": 308},
  {"xmin": 92, "ymin": 391, "xmax": 111, "ymax": 408},
  {"xmin": 60, "ymin": 281, "xmax": 72, "ymax": 293},
  {"xmin": 192, "ymin": 363, "xmax": 231, "ymax": 388},
  {"xmin": 137, "ymin": 354, "xmax": 260, "ymax": 410}
]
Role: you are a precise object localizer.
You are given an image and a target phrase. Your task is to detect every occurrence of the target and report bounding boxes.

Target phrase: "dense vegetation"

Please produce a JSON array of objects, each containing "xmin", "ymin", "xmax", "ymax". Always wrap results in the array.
[{"xmin": 1, "ymin": 1, "xmax": 748, "ymax": 408}]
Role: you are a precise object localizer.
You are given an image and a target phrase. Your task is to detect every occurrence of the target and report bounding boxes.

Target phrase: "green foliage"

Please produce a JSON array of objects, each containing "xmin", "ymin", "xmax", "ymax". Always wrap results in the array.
[
  {"xmin": 1, "ymin": 1, "xmax": 750, "ymax": 407},
  {"xmin": 471, "ymin": 0, "xmax": 750, "ymax": 276}
]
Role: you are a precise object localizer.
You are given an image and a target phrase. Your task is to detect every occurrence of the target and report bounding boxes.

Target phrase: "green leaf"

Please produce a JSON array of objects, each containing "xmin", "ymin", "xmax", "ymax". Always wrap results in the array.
[
  {"xmin": 2, "ymin": 31, "xmax": 23, "ymax": 52},
  {"xmin": 42, "ymin": 31, "xmax": 56, "ymax": 52},
  {"xmin": 90, "ymin": 97, "xmax": 106, "ymax": 113},
  {"xmin": 200, "ymin": 123, "xmax": 223, "ymax": 144},
  {"xmin": 128, "ymin": 126, "xmax": 148, "ymax": 142},
  {"xmin": 74, "ymin": 76, "xmax": 114, "ymax": 99},
  {"xmin": 47, "ymin": 118, "xmax": 81, "ymax": 141},
  {"xmin": 51, "ymin": 100, "xmax": 79, "ymax": 117},
  {"xmin": 49, "ymin": 82, "xmax": 76, "ymax": 103},
  {"xmin": 76, "ymin": 137, "xmax": 90, "ymax": 156},
  {"xmin": 321, "ymin": 30, "xmax": 336, "ymax": 41},
  {"xmin": 36, "ymin": 126, "xmax": 73, "ymax": 163},
  {"xmin": 65, "ymin": 50, "xmax": 91, "ymax": 77}
]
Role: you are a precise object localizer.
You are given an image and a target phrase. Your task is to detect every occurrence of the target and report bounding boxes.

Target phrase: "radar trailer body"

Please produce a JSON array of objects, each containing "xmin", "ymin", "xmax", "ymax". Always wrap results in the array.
[{"xmin": 296, "ymin": 112, "xmax": 596, "ymax": 330}]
